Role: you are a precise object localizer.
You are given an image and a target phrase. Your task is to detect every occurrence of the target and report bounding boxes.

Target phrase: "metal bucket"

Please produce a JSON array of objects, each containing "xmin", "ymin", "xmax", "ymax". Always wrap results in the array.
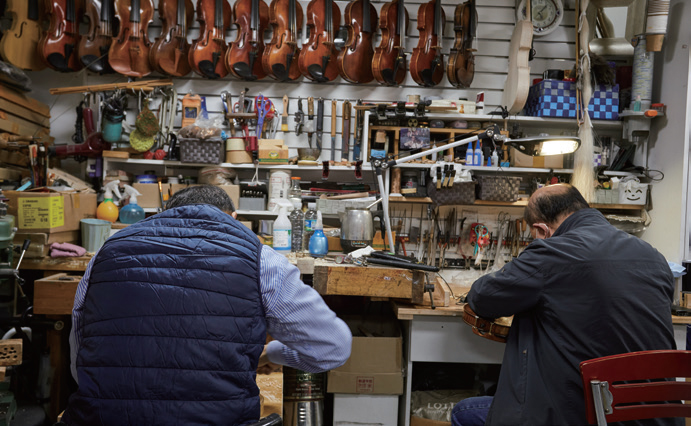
[{"xmin": 283, "ymin": 367, "xmax": 325, "ymax": 426}]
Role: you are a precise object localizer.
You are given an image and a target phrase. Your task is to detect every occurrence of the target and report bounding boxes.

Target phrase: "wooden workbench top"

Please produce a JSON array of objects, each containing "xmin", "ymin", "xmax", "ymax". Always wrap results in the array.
[{"xmin": 18, "ymin": 256, "xmax": 93, "ymax": 272}]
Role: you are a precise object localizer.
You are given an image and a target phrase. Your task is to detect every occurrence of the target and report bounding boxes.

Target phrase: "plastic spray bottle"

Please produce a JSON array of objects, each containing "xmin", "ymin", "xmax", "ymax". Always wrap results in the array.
[
  {"xmin": 308, "ymin": 211, "xmax": 328, "ymax": 258},
  {"xmin": 273, "ymin": 207, "xmax": 291, "ymax": 254},
  {"xmin": 119, "ymin": 185, "xmax": 146, "ymax": 224},
  {"xmin": 97, "ymin": 180, "xmax": 122, "ymax": 223}
]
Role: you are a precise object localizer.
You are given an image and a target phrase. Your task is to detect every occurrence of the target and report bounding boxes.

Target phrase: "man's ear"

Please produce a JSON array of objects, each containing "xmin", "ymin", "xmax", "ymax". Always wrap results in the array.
[{"xmin": 231, "ymin": 211, "xmax": 238, "ymax": 219}]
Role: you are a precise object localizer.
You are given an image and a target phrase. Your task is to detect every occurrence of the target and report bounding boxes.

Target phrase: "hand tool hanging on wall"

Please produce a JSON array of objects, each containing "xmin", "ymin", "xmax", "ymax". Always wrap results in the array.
[
  {"xmin": 294, "ymin": 97, "xmax": 304, "ymax": 135},
  {"xmin": 281, "ymin": 95, "xmax": 290, "ymax": 131},
  {"xmin": 316, "ymin": 97, "xmax": 324, "ymax": 154},
  {"xmin": 353, "ymin": 99, "xmax": 364, "ymax": 179},
  {"xmin": 342, "ymin": 100, "xmax": 351, "ymax": 162},
  {"xmin": 306, "ymin": 96, "xmax": 315, "ymax": 147}
]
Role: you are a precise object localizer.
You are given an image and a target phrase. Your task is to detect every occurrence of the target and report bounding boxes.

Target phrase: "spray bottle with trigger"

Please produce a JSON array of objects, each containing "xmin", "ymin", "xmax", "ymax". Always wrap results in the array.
[
  {"xmin": 119, "ymin": 185, "xmax": 146, "ymax": 224},
  {"xmin": 97, "ymin": 180, "xmax": 122, "ymax": 223}
]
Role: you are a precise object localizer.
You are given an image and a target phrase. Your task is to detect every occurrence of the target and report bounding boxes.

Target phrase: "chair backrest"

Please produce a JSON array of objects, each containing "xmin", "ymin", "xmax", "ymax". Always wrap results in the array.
[{"xmin": 579, "ymin": 350, "xmax": 691, "ymax": 425}]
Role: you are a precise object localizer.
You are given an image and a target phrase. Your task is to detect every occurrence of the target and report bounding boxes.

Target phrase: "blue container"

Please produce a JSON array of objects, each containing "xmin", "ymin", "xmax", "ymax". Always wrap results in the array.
[
  {"xmin": 102, "ymin": 114, "xmax": 124, "ymax": 143},
  {"xmin": 308, "ymin": 229, "xmax": 328, "ymax": 258}
]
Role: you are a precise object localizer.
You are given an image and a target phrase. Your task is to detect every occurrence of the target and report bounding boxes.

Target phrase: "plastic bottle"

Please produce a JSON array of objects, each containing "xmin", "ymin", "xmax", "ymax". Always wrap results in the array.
[
  {"xmin": 474, "ymin": 141, "xmax": 483, "ymax": 168},
  {"xmin": 97, "ymin": 180, "xmax": 122, "ymax": 223},
  {"xmin": 491, "ymin": 150, "xmax": 499, "ymax": 168},
  {"xmin": 119, "ymin": 185, "xmax": 146, "ymax": 224},
  {"xmin": 465, "ymin": 144, "xmax": 474, "ymax": 166},
  {"xmin": 273, "ymin": 207, "xmax": 291, "ymax": 254},
  {"xmin": 288, "ymin": 176, "xmax": 302, "ymax": 211},
  {"xmin": 289, "ymin": 206, "xmax": 304, "ymax": 252},
  {"xmin": 303, "ymin": 203, "xmax": 318, "ymax": 251},
  {"xmin": 308, "ymin": 211, "xmax": 328, "ymax": 258}
]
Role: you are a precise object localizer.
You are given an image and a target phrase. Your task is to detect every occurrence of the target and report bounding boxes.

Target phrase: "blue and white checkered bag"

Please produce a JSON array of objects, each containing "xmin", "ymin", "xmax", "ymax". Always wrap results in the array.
[{"xmin": 524, "ymin": 80, "xmax": 619, "ymax": 120}]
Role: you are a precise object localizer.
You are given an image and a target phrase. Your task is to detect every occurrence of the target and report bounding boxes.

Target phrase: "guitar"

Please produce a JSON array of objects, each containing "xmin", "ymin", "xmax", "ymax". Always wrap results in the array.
[
  {"xmin": 462, "ymin": 304, "xmax": 511, "ymax": 343},
  {"xmin": 501, "ymin": 0, "xmax": 532, "ymax": 114}
]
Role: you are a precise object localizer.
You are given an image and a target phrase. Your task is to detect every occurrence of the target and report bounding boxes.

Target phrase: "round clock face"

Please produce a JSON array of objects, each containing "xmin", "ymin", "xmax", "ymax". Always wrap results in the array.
[{"xmin": 518, "ymin": 0, "xmax": 564, "ymax": 36}]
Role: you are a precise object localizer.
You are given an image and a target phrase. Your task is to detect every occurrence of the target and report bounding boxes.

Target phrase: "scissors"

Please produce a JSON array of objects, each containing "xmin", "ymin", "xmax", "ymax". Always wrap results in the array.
[{"xmin": 254, "ymin": 95, "xmax": 275, "ymax": 138}]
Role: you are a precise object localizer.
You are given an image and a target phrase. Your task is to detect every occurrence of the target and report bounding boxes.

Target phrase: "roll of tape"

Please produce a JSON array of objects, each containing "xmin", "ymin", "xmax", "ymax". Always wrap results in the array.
[
  {"xmin": 226, "ymin": 138, "xmax": 245, "ymax": 151},
  {"xmin": 407, "ymin": 94, "xmax": 421, "ymax": 103}
]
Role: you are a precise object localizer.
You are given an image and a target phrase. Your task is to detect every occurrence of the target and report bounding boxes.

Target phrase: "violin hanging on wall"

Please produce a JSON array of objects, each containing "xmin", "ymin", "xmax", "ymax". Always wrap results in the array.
[
  {"xmin": 410, "ymin": 0, "xmax": 445, "ymax": 87},
  {"xmin": 337, "ymin": 0, "xmax": 378, "ymax": 84},
  {"xmin": 298, "ymin": 0, "xmax": 340, "ymax": 82},
  {"xmin": 150, "ymin": 0, "xmax": 194, "ymax": 77},
  {"xmin": 39, "ymin": 0, "xmax": 85, "ymax": 72},
  {"xmin": 109, "ymin": 0, "xmax": 154, "ymax": 77},
  {"xmin": 0, "ymin": 0, "xmax": 45, "ymax": 70},
  {"xmin": 78, "ymin": 0, "xmax": 118, "ymax": 74},
  {"xmin": 189, "ymin": 0, "xmax": 232, "ymax": 79},
  {"xmin": 447, "ymin": 0, "xmax": 476, "ymax": 88},
  {"xmin": 372, "ymin": 0, "xmax": 408, "ymax": 86},
  {"xmin": 262, "ymin": 0, "xmax": 303, "ymax": 81},
  {"xmin": 226, "ymin": 0, "xmax": 269, "ymax": 81}
]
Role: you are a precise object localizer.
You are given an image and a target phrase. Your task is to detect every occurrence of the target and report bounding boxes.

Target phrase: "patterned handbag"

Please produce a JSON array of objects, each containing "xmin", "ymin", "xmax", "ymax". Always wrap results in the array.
[
  {"xmin": 476, "ymin": 176, "xmax": 522, "ymax": 202},
  {"xmin": 426, "ymin": 180, "xmax": 476, "ymax": 206}
]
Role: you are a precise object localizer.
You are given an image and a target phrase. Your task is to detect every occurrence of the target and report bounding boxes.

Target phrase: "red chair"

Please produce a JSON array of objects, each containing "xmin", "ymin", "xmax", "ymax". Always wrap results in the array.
[{"xmin": 579, "ymin": 350, "xmax": 691, "ymax": 425}]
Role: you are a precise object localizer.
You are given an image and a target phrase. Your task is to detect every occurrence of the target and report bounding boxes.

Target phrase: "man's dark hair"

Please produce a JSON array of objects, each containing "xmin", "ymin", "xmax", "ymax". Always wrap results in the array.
[
  {"xmin": 524, "ymin": 184, "xmax": 589, "ymax": 225},
  {"xmin": 165, "ymin": 185, "xmax": 235, "ymax": 212}
]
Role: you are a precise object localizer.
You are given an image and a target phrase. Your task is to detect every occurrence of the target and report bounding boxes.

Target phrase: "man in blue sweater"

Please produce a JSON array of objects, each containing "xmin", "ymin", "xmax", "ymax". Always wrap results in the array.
[
  {"xmin": 452, "ymin": 184, "xmax": 678, "ymax": 426},
  {"xmin": 63, "ymin": 185, "xmax": 352, "ymax": 425}
]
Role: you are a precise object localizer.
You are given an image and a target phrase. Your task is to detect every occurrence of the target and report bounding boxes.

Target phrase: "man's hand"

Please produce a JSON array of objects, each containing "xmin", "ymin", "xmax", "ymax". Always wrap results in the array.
[{"xmin": 257, "ymin": 346, "xmax": 281, "ymax": 375}]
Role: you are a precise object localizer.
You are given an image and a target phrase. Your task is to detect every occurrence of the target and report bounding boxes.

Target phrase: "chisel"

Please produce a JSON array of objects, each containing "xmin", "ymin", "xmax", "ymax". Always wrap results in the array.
[
  {"xmin": 306, "ymin": 96, "xmax": 315, "ymax": 147},
  {"xmin": 331, "ymin": 99, "xmax": 337, "ymax": 164},
  {"xmin": 342, "ymin": 100, "xmax": 351, "ymax": 162},
  {"xmin": 281, "ymin": 95, "xmax": 289, "ymax": 132}
]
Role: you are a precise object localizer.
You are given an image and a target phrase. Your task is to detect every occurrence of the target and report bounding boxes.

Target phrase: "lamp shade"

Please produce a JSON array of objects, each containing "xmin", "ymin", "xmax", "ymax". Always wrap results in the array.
[{"xmin": 505, "ymin": 136, "xmax": 581, "ymax": 156}]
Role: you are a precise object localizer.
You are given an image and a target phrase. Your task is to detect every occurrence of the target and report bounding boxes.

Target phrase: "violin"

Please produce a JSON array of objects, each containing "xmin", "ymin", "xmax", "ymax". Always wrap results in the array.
[
  {"xmin": 410, "ymin": 0, "xmax": 445, "ymax": 87},
  {"xmin": 189, "ymin": 0, "xmax": 232, "ymax": 79},
  {"xmin": 150, "ymin": 0, "xmax": 194, "ymax": 77},
  {"xmin": 262, "ymin": 0, "xmax": 303, "ymax": 82},
  {"xmin": 39, "ymin": 0, "xmax": 85, "ymax": 72},
  {"xmin": 337, "ymin": 0, "xmax": 378, "ymax": 84},
  {"xmin": 447, "ymin": 0, "xmax": 476, "ymax": 88},
  {"xmin": 372, "ymin": 0, "xmax": 408, "ymax": 86},
  {"xmin": 78, "ymin": 0, "xmax": 117, "ymax": 74},
  {"xmin": 109, "ymin": 0, "xmax": 154, "ymax": 77},
  {"xmin": 226, "ymin": 0, "xmax": 269, "ymax": 81},
  {"xmin": 298, "ymin": 0, "xmax": 340, "ymax": 82},
  {"xmin": 462, "ymin": 304, "xmax": 512, "ymax": 344},
  {"xmin": 0, "ymin": 0, "xmax": 45, "ymax": 70}
]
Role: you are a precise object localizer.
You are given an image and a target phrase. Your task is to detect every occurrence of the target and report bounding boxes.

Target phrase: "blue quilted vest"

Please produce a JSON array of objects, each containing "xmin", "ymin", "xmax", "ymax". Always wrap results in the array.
[{"xmin": 63, "ymin": 205, "xmax": 266, "ymax": 426}]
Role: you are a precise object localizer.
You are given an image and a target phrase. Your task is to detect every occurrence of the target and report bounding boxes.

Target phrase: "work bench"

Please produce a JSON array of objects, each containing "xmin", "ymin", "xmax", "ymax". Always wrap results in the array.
[{"xmin": 18, "ymin": 255, "xmax": 691, "ymax": 425}]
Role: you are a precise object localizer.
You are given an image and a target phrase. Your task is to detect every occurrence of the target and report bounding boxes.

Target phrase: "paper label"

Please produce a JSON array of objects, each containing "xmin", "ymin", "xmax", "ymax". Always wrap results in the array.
[
  {"xmin": 304, "ymin": 219, "xmax": 316, "ymax": 232},
  {"xmin": 18, "ymin": 196, "xmax": 64, "ymax": 229},
  {"xmin": 273, "ymin": 229, "xmax": 291, "ymax": 250}
]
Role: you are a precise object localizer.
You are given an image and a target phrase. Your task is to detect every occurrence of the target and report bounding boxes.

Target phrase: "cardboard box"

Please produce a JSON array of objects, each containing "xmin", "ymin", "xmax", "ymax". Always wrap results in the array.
[
  {"xmin": 332, "ymin": 393, "xmax": 399, "ymax": 425},
  {"xmin": 258, "ymin": 139, "xmax": 289, "ymax": 164},
  {"xmin": 33, "ymin": 273, "xmax": 82, "ymax": 315},
  {"xmin": 132, "ymin": 184, "xmax": 240, "ymax": 211},
  {"xmin": 327, "ymin": 316, "xmax": 404, "ymax": 395},
  {"xmin": 510, "ymin": 147, "xmax": 563, "ymax": 168},
  {"xmin": 411, "ymin": 416, "xmax": 451, "ymax": 426},
  {"xmin": 13, "ymin": 231, "xmax": 80, "ymax": 258},
  {"xmin": 5, "ymin": 189, "xmax": 97, "ymax": 234}
]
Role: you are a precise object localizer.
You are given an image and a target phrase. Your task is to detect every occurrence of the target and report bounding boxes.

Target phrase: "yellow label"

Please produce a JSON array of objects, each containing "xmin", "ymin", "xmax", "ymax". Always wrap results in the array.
[{"xmin": 18, "ymin": 197, "xmax": 64, "ymax": 229}]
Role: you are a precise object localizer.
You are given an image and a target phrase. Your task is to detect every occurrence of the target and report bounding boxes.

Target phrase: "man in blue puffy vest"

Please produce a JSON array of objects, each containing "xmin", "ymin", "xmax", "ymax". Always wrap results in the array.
[{"xmin": 63, "ymin": 185, "xmax": 352, "ymax": 425}]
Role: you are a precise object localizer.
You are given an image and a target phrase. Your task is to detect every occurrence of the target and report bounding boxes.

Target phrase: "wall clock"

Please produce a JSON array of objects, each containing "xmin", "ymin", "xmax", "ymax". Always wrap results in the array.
[{"xmin": 517, "ymin": 0, "xmax": 564, "ymax": 36}]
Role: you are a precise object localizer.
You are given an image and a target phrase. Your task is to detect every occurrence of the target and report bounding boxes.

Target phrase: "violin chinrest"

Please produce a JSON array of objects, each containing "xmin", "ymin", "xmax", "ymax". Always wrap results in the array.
[{"xmin": 198, "ymin": 60, "xmax": 224, "ymax": 79}]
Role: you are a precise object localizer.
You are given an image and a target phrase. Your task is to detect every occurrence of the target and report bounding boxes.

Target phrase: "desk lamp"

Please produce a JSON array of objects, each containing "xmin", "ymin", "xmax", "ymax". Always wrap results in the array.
[{"xmin": 371, "ymin": 125, "xmax": 581, "ymax": 252}]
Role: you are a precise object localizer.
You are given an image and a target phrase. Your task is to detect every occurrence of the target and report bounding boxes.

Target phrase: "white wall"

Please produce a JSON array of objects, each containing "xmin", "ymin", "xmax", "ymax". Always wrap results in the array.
[
  {"xmin": 642, "ymin": 0, "xmax": 690, "ymax": 261},
  {"xmin": 25, "ymin": 0, "xmax": 578, "ymax": 160}
]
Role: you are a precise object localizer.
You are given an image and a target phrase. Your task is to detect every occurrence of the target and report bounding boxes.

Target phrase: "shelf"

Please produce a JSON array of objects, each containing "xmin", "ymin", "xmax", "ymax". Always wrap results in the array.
[
  {"xmin": 103, "ymin": 157, "xmax": 363, "ymax": 171},
  {"xmin": 370, "ymin": 126, "xmax": 480, "ymax": 135},
  {"xmin": 391, "ymin": 163, "xmax": 644, "ymax": 177},
  {"xmin": 388, "ymin": 196, "xmax": 645, "ymax": 211}
]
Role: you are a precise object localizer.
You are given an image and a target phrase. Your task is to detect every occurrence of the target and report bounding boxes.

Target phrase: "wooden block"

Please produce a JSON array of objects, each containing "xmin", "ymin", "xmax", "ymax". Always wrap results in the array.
[
  {"xmin": 296, "ymin": 257, "xmax": 315, "ymax": 275},
  {"xmin": 33, "ymin": 273, "xmax": 81, "ymax": 315},
  {"xmin": 0, "ymin": 98, "xmax": 50, "ymax": 127},
  {"xmin": 313, "ymin": 264, "xmax": 425, "ymax": 302},
  {"xmin": 0, "ymin": 85, "xmax": 50, "ymax": 118},
  {"xmin": 0, "ymin": 117, "xmax": 49, "ymax": 137},
  {"xmin": 0, "ymin": 340, "xmax": 22, "ymax": 366},
  {"xmin": 102, "ymin": 150, "xmax": 130, "ymax": 159}
]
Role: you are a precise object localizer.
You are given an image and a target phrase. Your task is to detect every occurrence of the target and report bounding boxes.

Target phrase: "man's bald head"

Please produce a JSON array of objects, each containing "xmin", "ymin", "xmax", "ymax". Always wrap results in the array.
[{"xmin": 524, "ymin": 184, "xmax": 589, "ymax": 228}]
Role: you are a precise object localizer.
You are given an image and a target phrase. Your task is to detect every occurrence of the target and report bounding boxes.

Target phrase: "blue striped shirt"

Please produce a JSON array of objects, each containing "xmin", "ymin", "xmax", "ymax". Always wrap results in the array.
[{"xmin": 69, "ymin": 245, "xmax": 352, "ymax": 383}]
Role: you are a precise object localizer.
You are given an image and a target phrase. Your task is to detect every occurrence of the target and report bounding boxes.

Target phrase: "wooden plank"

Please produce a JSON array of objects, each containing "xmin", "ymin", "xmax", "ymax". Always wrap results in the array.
[
  {"xmin": 418, "ymin": 277, "xmax": 451, "ymax": 308},
  {"xmin": 313, "ymin": 264, "xmax": 419, "ymax": 300},
  {"xmin": 0, "ymin": 85, "xmax": 50, "ymax": 117},
  {"xmin": 393, "ymin": 301, "xmax": 466, "ymax": 320},
  {"xmin": 0, "ymin": 111, "xmax": 49, "ymax": 135},
  {"xmin": 0, "ymin": 117, "xmax": 49, "ymax": 137},
  {"xmin": 0, "ymin": 340, "xmax": 22, "ymax": 366},
  {"xmin": 0, "ymin": 99, "xmax": 50, "ymax": 127},
  {"xmin": 34, "ymin": 273, "xmax": 82, "ymax": 315},
  {"xmin": 17, "ymin": 256, "xmax": 92, "ymax": 272}
]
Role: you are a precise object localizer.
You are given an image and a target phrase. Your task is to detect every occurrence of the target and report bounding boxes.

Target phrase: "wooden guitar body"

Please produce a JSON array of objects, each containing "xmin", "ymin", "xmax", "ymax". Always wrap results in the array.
[
  {"xmin": 337, "ymin": 0, "xmax": 378, "ymax": 84},
  {"xmin": 501, "ymin": 17, "xmax": 533, "ymax": 114},
  {"xmin": 109, "ymin": 0, "xmax": 154, "ymax": 77},
  {"xmin": 262, "ymin": 0, "xmax": 304, "ymax": 81},
  {"xmin": 0, "ymin": 0, "xmax": 46, "ymax": 70},
  {"xmin": 226, "ymin": 0, "xmax": 269, "ymax": 81},
  {"xmin": 149, "ymin": 0, "xmax": 194, "ymax": 77},
  {"xmin": 462, "ymin": 304, "xmax": 511, "ymax": 343}
]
